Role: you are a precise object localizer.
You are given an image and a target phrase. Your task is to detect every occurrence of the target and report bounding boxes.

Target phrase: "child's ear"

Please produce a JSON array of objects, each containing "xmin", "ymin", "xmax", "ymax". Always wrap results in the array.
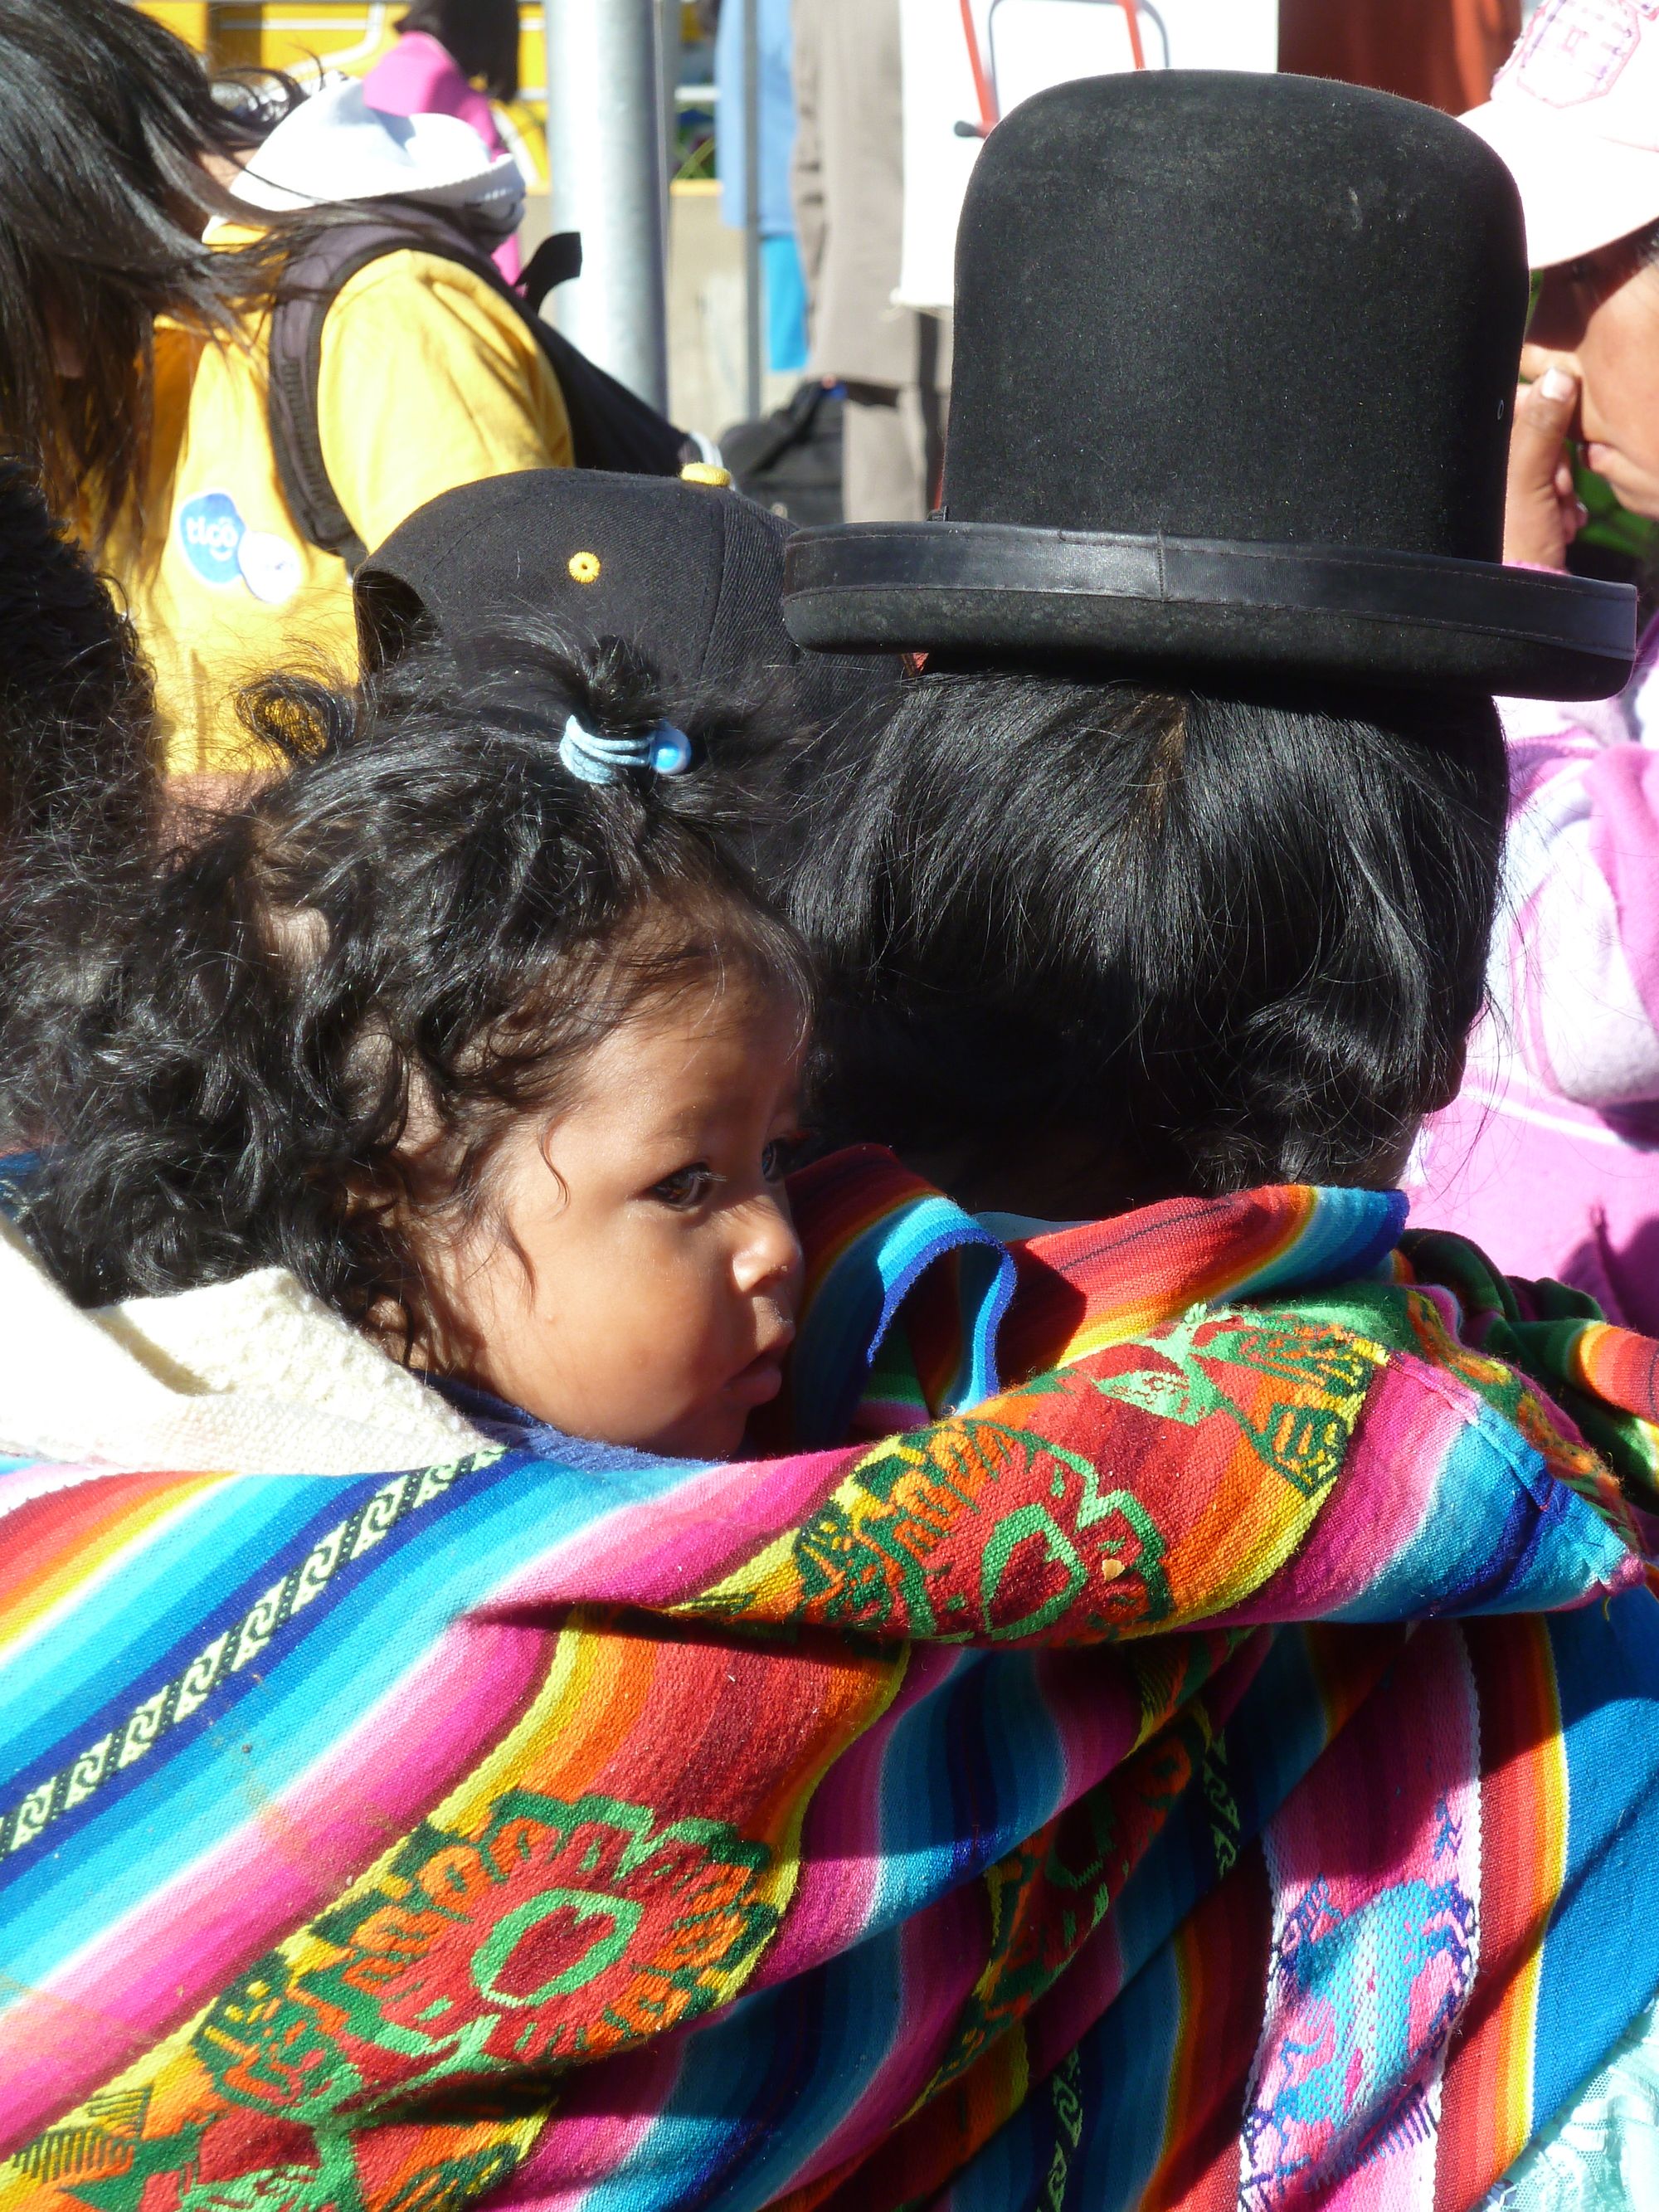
[{"xmin": 1426, "ymin": 1036, "xmax": 1470, "ymax": 1114}]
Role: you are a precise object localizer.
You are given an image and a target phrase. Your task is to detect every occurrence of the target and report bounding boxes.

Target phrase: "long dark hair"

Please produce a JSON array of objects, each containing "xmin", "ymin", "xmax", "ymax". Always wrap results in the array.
[
  {"xmin": 786, "ymin": 669, "xmax": 1508, "ymax": 1199},
  {"xmin": 0, "ymin": 460, "xmax": 153, "ymax": 870},
  {"xmin": 0, "ymin": 0, "xmax": 306, "ymax": 544},
  {"xmin": 3, "ymin": 632, "xmax": 810, "ymax": 1353},
  {"xmin": 397, "ymin": 0, "xmax": 521, "ymax": 103}
]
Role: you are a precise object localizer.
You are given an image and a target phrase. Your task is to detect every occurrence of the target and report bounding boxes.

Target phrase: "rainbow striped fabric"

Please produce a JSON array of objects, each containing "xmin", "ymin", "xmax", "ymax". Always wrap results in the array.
[{"xmin": 2, "ymin": 1147, "xmax": 1659, "ymax": 2210}]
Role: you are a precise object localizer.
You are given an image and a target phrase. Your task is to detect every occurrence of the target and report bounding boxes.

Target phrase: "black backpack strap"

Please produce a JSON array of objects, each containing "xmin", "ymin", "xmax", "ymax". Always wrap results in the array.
[
  {"xmin": 518, "ymin": 229, "xmax": 582, "ymax": 311},
  {"xmin": 526, "ymin": 320, "xmax": 695, "ymax": 481},
  {"xmin": 265, "ymin": 213, "xmax": 462, "ymax": 571},
  {"xmin": 267, "ymin": 207, "xmax": 693, "ymax": 572}
]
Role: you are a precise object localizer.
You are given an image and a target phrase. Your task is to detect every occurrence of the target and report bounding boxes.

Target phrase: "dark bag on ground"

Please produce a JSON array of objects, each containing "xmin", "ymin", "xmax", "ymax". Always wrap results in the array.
[
  {"xmin": 720, "ymin": 378, "xmax": 844, "ymax": 525},
  {"xmin": 267, "ymin": 207, "xmax": 696, "ymax": 570}
]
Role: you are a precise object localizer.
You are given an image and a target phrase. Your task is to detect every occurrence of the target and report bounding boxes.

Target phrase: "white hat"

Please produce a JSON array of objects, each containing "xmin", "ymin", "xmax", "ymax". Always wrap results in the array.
[
  {"xmin": 229, "ymin": 76, "xmax": 525, "ymax": 245},
  {"xmin": 1464, "ymin": 0, "xmax": 1659, "ymax": 270}
]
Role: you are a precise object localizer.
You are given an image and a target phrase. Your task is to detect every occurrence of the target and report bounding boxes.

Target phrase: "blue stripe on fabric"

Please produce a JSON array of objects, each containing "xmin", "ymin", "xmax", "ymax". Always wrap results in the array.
[
  {"xmin": 1071, "ymin": 1938, "xmax": 1185, "ymax": 2209},
  {"xmin": 1106, "ymin": 1742, "xmax": 1222, "ymax": 1991},
  {"xmin": 1106, "ymin": 1628, "xmax": 1349, "ymax": 2002},
  {"xmin": 1330, "ymin": 1406, "xmax": 1631, "ymax": 1625},
  {"xmin": 938, "ymin": 2092, "xmax": 1050, "ymax": 2212},
  {"xmin": 0, "ymin": 1457, "xmax": 510, "ymax": 1868},
  {"xmin": 0, "ymin": 1474, "xmax": 374, "ymax": 1771},
  {"xmin": 0, "ymin": 1446, "xmax": 722, "ymax": 1973},
  {"xmin": 947, "ymin": 1238, "xmax": 1019, "ymax": 1415},
  {"xmin": 1215, "ymin": 1626, "xmax": 1345, "ymax": 1841},
  {"xmin": 938, "ymin": 1934, "xmax": 1190, "ymax": 2212},
  {"xmin": 1230, "ymin": 1186, "xmax": 1405, "ymax": 1303},
  {"xmin": 594, "ymin": 1927, "xmax": 911, "ymax": 2212},
  {"xmin": 1531, "ymin": 1591, "xmax": 1659, "ymax": 2136},
  {"xmin": 791, "ymin": 1194, "xmax": 1016, "ymax": 1449},
  {"xmin": 0, "ymin": 1430, "xmax": 757, "ymax": 1884},
  {"xmin": 867, "ymin": 1648, "xmax": 1065, "ymax": 1937}
]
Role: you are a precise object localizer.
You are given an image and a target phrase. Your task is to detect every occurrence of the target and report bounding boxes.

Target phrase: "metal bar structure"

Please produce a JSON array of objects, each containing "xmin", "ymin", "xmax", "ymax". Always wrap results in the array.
[
  {"xmin": 661, "ymin": 0, "xmax": 683, "ymax": 199},
  {"xmin": 742, "ymin": 0, "xmax": 764, "ymax": 421},
  {"xmin": 542, "ymin": 0, "xmax": 671, "ymax": 414}
]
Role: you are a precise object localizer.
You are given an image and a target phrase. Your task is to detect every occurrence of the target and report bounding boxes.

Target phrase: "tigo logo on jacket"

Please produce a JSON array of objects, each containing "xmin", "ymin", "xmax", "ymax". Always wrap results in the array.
[{"xmin": 178, "ymin": 491, "xmax": 303, "ymax": 606}]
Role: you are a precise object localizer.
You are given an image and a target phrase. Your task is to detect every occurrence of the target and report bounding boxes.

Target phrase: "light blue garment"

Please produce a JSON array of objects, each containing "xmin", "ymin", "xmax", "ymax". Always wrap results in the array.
[
  {"xmin": 714, "ymin": 0, "xmax": 798, "ymax": 236},
  {"xmin": 761, "ymin": 231, "xmax": 808, "ymax": 373},
  {"xmin": 1485, "ymin": 1989, "xmax": 1659, "ymax": 2210}
]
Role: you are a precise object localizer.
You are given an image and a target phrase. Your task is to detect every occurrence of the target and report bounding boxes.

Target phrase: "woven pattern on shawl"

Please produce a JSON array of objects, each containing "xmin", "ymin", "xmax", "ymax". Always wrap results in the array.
[{"xmin": 1, "ymin": 1153, "xmax": 1656, "ymax": 2212}]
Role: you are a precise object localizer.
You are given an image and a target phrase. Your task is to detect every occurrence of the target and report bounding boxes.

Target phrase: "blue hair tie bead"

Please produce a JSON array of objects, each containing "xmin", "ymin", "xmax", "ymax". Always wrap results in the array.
[
  {"xmin": 559, "ymin": 714, "xmax": 693, "ymax": 786},
  {"xmin": 647, "ymin": 723, "xmax": 694, "ymax": 775}
]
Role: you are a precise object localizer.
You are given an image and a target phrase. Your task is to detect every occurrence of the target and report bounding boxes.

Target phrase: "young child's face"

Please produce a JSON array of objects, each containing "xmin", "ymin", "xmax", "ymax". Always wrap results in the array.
[{"xmin": 432, "ymin": 977, "xmax": 806, "ymax": 1459}]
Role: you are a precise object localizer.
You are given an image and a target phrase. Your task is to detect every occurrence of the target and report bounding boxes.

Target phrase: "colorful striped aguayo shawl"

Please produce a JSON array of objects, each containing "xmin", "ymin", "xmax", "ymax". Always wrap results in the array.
[{"xmin": 3, "ymin": 1147, "xmax": 1659, "ymax": 2211}]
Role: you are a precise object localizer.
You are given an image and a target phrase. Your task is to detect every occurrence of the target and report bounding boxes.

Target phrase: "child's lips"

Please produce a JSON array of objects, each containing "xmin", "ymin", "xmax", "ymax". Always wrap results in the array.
[{"xmin": 725, "ymin": 1328, "xmax": 795, "ymax": 1406}]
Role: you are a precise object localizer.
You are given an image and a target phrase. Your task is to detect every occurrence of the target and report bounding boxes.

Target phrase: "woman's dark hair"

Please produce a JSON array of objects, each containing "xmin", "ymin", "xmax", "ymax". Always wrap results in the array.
[
  {"xmin": 786, "ymin": 668, "xmax": 1508, "ymax": 1200},
  {"xmin": 0, "ymin": 0, "xmax": 312, "ymax": 543},
  {"xmin": 3, "ymin": 631, "xmax": 810, "ymax": 1353},
  {"xmin": 0, "ymin": 460, "xmax": 153, "ymax": 867},
  {"xmin": 397, "ymin": 0, "xmax": 521, "ymax": 103}
]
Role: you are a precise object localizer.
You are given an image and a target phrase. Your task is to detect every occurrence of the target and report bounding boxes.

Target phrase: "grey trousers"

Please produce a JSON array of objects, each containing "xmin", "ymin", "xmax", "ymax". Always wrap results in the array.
[{"xmin": 839, "ymin": 314, "xmax": 949, "ymax": 522}]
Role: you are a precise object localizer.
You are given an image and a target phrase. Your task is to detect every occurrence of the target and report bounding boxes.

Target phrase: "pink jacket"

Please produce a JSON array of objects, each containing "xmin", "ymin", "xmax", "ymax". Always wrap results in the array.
[
  {"xmin": 360, "ymin": 31, "xmax": 522, "ymax": 283},
  {"xmin": 1406, "ymin": 618, "xmax": 1659, "ymax": 1332}
]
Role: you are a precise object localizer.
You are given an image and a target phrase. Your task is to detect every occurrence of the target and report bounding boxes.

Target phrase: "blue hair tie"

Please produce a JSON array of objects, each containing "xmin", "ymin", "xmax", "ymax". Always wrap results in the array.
[{"xmin": 558, "ymin": 714, "xmax": 693, "ymax": 786}]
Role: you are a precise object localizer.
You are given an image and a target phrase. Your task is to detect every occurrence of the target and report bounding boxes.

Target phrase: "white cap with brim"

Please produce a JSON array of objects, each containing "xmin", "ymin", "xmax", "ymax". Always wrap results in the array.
[
  {"xmin": 228, "ymin": 76, "xmax": 525, "ymax": 246},
  {"xmin": 1464, "ymin": 0, "xmax": 1659, "ymax": 270},
  {"xmin": 1464, "ymin": 100, "xmax": 1659, "ymax": 269}
]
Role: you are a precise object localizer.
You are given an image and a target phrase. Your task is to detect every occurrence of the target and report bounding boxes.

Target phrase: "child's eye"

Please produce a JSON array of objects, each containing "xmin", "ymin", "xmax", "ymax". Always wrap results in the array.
[
  {"xmin": 649, "ymin": 1162, "xmax": 718, "ymax": 1209},
  {"xmin": 761, "ymin": 1133, "xmax": 807, "ymax": 1182}
]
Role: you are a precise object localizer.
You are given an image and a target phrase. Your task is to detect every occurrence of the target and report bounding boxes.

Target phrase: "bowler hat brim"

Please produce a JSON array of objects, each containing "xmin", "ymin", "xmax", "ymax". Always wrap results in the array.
[{"xmin": 781, "ymin": 522, "xmax": 1636, "ymax": 700}]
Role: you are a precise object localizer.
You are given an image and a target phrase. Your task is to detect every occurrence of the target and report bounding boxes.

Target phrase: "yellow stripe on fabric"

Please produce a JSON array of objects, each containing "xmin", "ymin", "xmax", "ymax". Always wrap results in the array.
[{"xmin": 1504, "ymin": 1628, "xmax": 1569, "ymax": 2161}]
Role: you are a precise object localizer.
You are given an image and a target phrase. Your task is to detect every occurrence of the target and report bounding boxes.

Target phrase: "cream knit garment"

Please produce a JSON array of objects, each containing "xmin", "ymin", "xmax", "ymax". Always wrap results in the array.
[{"xmin": 0, "ymin": 1213, "xmax": 483, "ymax": 1474}]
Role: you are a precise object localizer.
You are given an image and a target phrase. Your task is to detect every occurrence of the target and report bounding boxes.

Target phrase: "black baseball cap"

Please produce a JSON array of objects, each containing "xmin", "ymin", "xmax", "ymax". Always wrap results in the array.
[{"xmin": 356, "ymin": 469, "xmax": 898, "ymax": 724}]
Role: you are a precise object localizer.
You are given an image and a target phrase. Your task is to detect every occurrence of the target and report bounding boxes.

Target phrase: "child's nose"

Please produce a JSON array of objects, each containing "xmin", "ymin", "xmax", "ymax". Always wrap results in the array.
[{"xmin": 734, "ymin": 1196, "xmax": 802, "ymax": 1298}]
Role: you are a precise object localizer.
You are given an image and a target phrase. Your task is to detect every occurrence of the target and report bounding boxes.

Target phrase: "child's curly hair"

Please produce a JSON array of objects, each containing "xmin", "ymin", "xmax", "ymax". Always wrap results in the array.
[{"xmin": 3, "ymin": 628, "xmax": 811, "ymax": 1357}]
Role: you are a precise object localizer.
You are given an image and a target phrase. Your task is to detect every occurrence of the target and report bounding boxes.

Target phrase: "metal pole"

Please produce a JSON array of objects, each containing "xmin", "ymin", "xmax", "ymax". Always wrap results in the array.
[
  {"xmin": 742, "ymin": 0, "xmax": 764, "ymax": 421},
  {"xmin": 661, "ymin": 0, "xmax": 682, "ymax": 211},
  {"xmin": 543, "ymin": 0, "xmax": 670, "ymax": 413}
]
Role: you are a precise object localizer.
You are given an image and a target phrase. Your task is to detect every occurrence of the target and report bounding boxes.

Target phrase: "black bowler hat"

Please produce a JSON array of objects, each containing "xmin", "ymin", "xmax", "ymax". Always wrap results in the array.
[
  {"xmin": 356, "ymin": 470, "xmax": 895, "ymax": 723},
  {"xmin": 783, "ymin": 71, "xmax": 1635, "ymax": 700}
]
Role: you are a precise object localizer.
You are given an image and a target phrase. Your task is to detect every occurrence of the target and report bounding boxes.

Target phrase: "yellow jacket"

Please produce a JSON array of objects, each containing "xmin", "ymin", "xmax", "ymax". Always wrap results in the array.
[{"xmin": 106, "ymin": 241, "xmax": 572, "ymax": 775}]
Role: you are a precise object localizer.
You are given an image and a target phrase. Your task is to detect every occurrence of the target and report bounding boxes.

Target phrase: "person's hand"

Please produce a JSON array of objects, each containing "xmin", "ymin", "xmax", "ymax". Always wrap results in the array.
[{"xmin": 1504, "ymin": 365, "xmax": 1589, "ymax": 570}]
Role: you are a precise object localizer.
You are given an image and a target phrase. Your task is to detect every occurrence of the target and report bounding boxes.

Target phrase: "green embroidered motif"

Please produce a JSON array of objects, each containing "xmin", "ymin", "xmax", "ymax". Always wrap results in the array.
[
  {"xmin": 1042, "ymin": 2049, "xmax": 1087, "ymax": 2211},
  {"xmin": 1089, "ymin": 1306, "xmax": 1383, "ymax": 1501},
  {"xmin": 201, "ymin": 1790, "xmax": 782, "ymax": 2089},
  {"xmin": 775, "ymin": 1419, "xmax": 1177, "ymax": 1642}
]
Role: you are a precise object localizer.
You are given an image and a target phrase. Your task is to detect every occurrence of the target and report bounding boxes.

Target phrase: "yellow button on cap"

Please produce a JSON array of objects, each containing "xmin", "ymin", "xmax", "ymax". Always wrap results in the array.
[
  {"xmin": 680, "ymin": 462, "xmax": 732, "ymax": 488},
  {"xmin": 568, "ymin": 550, "xmax": 602, "ymax": 584}
]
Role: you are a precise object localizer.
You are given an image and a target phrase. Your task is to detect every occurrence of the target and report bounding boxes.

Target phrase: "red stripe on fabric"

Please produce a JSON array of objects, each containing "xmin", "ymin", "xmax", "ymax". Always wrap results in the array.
[
  {"xmin": 1433, "ymin": 1616, "xmax": 1560, "ymax": 2211},
  {"xmin": 1147, "ymin": 1841, "xmax": 1273, "ymax": 2209},
  {"xmin": 0, "ymin": 1469, "xmax": 208, "ymax": 1610}
]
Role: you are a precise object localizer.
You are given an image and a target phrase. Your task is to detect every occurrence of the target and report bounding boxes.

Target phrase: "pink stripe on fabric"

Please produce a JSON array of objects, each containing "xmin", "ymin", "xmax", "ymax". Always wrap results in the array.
[
  {"xmin": 1243, "ymin": 1623, "xmax": 1484, "ymax": 2210},
  {"xmin": 0, "ymin": 1616, "xmax": 549, "ymax": 2148},
  {"xmin": 488, "ymin": 2036, "xmax": 684, "ymax": 2210},
  {"xmin": 777, "ymin": 1885, "xmax": 991, "ymax": 2199},
  {"xmin": 478, "ymin": 1446, "xmax": 863, "ymax": 1613},
  {"xmin": 752, "ymin": 1643, "xmax": 963, "ymax": 1987},
  {"xmin": 1209, "ymin": 1357, "xmax": 1464, "ymax": 1625},
  {"xmin": 1585, "ymin": 742, "xmax": 1659, "ymax": 1050},
  {"xmin": 484, "ymin": 1836, "xmax": 988, "ymax": 2207}
]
